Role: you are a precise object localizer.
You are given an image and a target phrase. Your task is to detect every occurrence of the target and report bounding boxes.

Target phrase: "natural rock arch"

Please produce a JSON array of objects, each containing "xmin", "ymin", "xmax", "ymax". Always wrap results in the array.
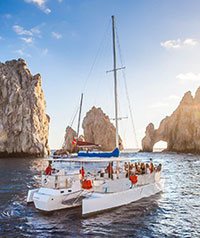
[
  {"xmin": 142, "ymin": 87, "xmax": 200, "ymax": 154},
  {"xmin": 153, "ymin": 140, "xmax": 167, "ymax": 151}
]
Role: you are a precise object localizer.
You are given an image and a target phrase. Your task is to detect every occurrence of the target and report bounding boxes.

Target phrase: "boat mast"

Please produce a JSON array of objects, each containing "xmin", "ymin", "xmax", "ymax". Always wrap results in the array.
[
  {"xmin": 112, "ymin": 15, "xmax": 119, "ymax": 149},
  {"xmin": 77, "ymin": 93, "xmax": 83, "ymax": 138}
]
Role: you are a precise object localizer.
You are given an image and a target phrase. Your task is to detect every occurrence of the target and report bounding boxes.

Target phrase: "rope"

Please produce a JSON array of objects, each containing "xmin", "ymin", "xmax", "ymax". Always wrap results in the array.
[
  {"xmin": 115, "ymin": 26, "xmax": 138, "ymax": 149},
  {"xmin": 60, "ymin": 105, "xmax": 79, "ymax": 148},
  {"xmin": 61, "ymin": 19, "xmax": 112, "ymax": 149},
  {"xmin": 88, "ymin": 21, "xmax": 112, "ymax": 108},
  {"xmin": 69, "ymin": 106, "xmax": 79, "ymax": 128},
  {"xmin": 82, "ymin": 19, "xmax": 112, "ymax": 95}
]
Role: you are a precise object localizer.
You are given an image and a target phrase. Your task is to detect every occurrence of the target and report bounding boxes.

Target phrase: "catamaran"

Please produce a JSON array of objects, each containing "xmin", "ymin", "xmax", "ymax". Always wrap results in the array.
[
  {"xmin": 27, "ymin": 156, "xmax": 163, "ymax": 216},
  {"xmin": 27, "ymin": 16, "xmax": 164, "ymax": 216}
]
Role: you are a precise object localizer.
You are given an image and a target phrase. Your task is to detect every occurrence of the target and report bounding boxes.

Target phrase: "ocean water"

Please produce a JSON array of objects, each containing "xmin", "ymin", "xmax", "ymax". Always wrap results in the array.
[{"xmin": 0, "ymin": 152, "xmax": 200, "ymax": 237}]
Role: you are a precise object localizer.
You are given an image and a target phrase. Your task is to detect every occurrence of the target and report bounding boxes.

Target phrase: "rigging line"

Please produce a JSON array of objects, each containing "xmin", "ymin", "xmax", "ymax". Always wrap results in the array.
[
  {"xmin": 115, "ymin": 26, "xmax": 138, "ymax": 149},
  {"xmin": 59, "ymin": 21, "xmax": 114, "ymax": 149},
  {"xmin": 92, "ymin": 22, "xmax": 112, "ymax": 106},
  {"xmin": 69, "ymin": 106, "xmax": 79, "ymax": 128},
  {"xmin": 59, "ymin": 24, "xmax": 112, "ymax": 149},
  {"xmin": 60, "ymin": 105, "xmax": 79, "ymax": 148},
  {"xmin": 93, "ymin": 33, "xmax": 112, "ymax": 106},
  {"xmin": 82, "ymin": 19, "xmax": 112, "ymax": 95}
]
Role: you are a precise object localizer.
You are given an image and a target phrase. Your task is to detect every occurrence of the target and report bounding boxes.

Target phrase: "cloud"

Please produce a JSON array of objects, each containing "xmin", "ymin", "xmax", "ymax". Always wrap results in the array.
[
  {"xmin": 31, "ymin": 26, "xmax": 41, "ymax": 35},
  {"xmin": 149, "ymin": 102, "xmax": 169, "ymax": 108},
  {"xmin": 162, "ymin": 95, "xmax": 181, "ymax": 102},
  {"xmin": 183, "ymin": 38, "xmax": 198, "ymax": 46},
  {"xmin": 13, "ymin": 24, "xmax": 42, "ymax": 44},
  {"xmin": 176, "ymin": 72, "xmax": 200, "ymax": 82},
  {"xmin": 161, "ymin": 39, "xmax": 181, "ymax": 49},
  {"xmin": 52, "ymin": 31, "xmax": 62, "ymax": 39},
  {"xmin": 26, "ymin": 0, "xmax": 46, "ymax": 6},
  {"xmin": 24, "ymin": 0, "xmax": 51, "ymax": 14},
  {"xmin": 15, "ymin": 49, "xmax": 24, "ymax": 55},
  {"xmin": 166, "ymin": 95, "xmax": 180, "ymax": 100},
  {"xmin": 161, "ymin": 38, "xmax": 199, "ymax": 49},
  {"xmin": 44, "ymin": 8, "xmax": 51, "ymax": 14},
  {"xmin": 13, "ymin": 25, "xmax": 33, "ymax": 36},
  {"xmin": 150, "ymin": 95, "xmax": 180, "ymax": 110},
  {"xmin": 3, "ymin": 14, "xmax": 12, "ymax": 19},
  {"xmin": 21, "ymin": 37, "xmax": 33, "ymax": 44},
  {"xmin": 14, "ymin": 49, "xmax": 31, "ymax": 58},
  {"xmin": 0, "ymin": 36, "xmax": 3, "ymax": 40}
]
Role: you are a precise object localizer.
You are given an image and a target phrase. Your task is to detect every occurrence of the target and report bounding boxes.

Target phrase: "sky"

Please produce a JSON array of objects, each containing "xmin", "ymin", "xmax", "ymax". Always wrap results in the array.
[{"xmin": 1, "ymin": 0, "xmax": 200, "ymax": 149}]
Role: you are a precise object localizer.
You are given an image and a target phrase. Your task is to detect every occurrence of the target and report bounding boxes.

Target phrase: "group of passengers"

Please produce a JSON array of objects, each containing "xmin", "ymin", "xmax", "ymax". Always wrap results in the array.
[
  {"xmin": 124, "ymin": 160, "xmax": 162, "ymax": 177},
  {"xmin": 102, "ymin": 159, "xmax": 162, "ymax": 179},
  {"xmin": 44, "ymin": 159, "xmax": 162, "ymax": 181}
]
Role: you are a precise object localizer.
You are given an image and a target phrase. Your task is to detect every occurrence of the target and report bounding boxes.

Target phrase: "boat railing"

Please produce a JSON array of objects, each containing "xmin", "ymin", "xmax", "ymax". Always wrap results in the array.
[
  {"xmin": 86, "ymin": 169, "xmax": 160, "ymax": 182},
  {"xmin": 89, "ymin": 170, "xmax": 161, "ymax": 192},
  {"xmin": 41, "ymin": 173, "xmax": 79, "ymax": 189}
]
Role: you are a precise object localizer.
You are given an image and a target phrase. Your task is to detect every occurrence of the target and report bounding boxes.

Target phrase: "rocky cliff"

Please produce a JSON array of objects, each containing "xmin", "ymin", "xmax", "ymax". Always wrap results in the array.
[
  {"xmin": 82, "ymin": 106, "xmax": 123, "ymax": 151},
  {"xmin": 0, "ymin": 59, "xmax": 50, "ymax": 157},
  {"xmin": 142, "ymin": 87, "xmax": 200, "ymax": 153}
]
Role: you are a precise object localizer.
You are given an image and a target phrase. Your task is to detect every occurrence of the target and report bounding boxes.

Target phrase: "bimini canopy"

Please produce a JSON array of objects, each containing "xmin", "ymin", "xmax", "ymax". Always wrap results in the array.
[{"xmin": 48, "ymin": 156, "xmax": 135, "ymax": 163}]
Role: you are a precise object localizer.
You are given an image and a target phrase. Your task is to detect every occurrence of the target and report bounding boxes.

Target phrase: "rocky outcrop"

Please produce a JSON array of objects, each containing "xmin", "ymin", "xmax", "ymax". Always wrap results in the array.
[
  {"xmin": 142, "ymin": 87, "xmax": 200, "ymax": 153},
  {"xmin": 0, "ymin": 59, "xmax": 50, "ymax": 157},
  {"xmin": 60, "ymin": 126, "xmax": 86, "ymax": 153},
  {"xmin": 62, "ymin": 126, "xmax": 77, "ymax": 153},
  {"xmin": 82, "ymin": 106, "xmax": 123, "ymax": 151},
  {"xmin": 142, "ymin": 123, "xmax": 156, "ymax": 152}
]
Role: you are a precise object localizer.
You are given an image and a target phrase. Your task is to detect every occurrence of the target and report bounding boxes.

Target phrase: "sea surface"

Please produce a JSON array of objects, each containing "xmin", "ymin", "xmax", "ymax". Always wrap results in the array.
[{"xmin": 0, "ymin": 152, "xmax": 200, "ymax": 237}]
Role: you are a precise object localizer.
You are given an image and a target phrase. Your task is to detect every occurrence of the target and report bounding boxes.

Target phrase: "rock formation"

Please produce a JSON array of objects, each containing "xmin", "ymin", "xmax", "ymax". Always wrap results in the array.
[
  {"xmin": 62, "ymin": 126, "xmax": 77, "ymax": 153},
  {"xmin": 82, "ymin": 106, "xmax": 123, "ymax": 151},
  {"xmin": 59, "ymin": 126, "xmax": 86, "ymax": 154},
  {"xmin": 142, "ymin": 87, "xmax": 200, "ymax": 153},
  {"xmin": 0, "ymin": 59, "xmax": 50, "ymax": 157}
]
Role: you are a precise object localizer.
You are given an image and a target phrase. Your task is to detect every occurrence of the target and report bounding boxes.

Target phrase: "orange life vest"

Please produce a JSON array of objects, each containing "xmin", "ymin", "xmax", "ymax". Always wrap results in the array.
[
  {"xmin": 82, "ymin": 179, "xmax": 92, "ymax": 189},
  {"xmin": 129, "ymin": 175, "xmax": 138, "ymax": 184}
]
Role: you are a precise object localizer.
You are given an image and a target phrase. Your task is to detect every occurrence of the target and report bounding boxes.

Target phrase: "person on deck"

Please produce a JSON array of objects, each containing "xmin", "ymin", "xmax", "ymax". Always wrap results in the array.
[
  {"xmin": 80, "ymin": 166, "xmax": 85, "ymax": 177},
  {"xmin": 146, "ymin": 163, "xmax": 151, "ymax": 174},
  {"xmin": 79, "ymin": 166, "xmax": 85, "ymax": 180},
  {"xmin": 141, "ymin": 163, "xmax": 146, "ymax": 175},
  {"xmin": 124, "ymin": 162, "xmax": 128, "ymax": 173},
  {"xmin": 45, "ymin": 161, "xmax": 52, "ymax": 175},
  {"xmin": 156, "ymin": 163, "xmax": 162, "ymax": 172},
  {"xmin": 149, "ymin": 158, "xmax": 154, "ymax": 173},
  {"xmin": 130, "ymin": 164, "xmax": 136, "ymax": 175},
  {"xmin": 106, "ymin": 162, "xmax": 114, "ymax": 179}
]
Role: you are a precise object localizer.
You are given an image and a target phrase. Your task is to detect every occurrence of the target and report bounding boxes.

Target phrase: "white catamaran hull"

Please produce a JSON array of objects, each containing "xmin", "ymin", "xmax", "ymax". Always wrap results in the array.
[
  {"xmin": 27, "ymin": 188, "xmax": 39, "ymax": 203},
  {"xmin": 82, "ymin": 180, "xmax": 164, "ymax": 216},
  {"xmin": 32, "ymin": 187, "xmax": 88, "ymax": 211}
]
